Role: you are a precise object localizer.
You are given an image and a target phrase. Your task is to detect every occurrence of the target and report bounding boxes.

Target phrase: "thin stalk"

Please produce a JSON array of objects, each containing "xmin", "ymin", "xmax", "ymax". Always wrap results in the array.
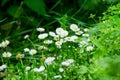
[
  {"xmin": 49, "ymin": 0, "xmax": 61, "ymax": 12},
  {"xmin": 71, "ymin": 0, "xmax": 87, "ymax": 17},
  {"xmin": 1, "ymin": 57, "xmax": 4, "ymax": 64},
  {"xmin": 20, "ymin": 59, "xmax": 24, "ymax": 67},
  {"xmin": 27, "ymin": 38, "xmax": 35, "ymax": 49}
]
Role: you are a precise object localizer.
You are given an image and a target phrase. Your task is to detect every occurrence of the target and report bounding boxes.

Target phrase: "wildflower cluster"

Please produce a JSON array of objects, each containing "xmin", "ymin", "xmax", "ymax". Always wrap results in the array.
[
  {"xmin": 0, "ymin": 24, "xmax": 95, "ymax": 79},
  {"xmin": 35, "ymin": 24, "xmax": 94, "ymax": 52},
  {"xmin": 0, "ymin": 40, "xmax": 12, "ymax": 59}
]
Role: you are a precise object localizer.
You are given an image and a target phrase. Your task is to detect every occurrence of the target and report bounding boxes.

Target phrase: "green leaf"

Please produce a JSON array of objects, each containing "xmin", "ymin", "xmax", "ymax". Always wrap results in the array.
[
  {"xmin": 24, "ymin": 0, "xmax": 47, "ymax": 16},
  {"xmin": 58, "ymin": 14, "xmax": 68, "ymax": 29},
  {"xmin": 1, "ymin": 22, "xmax": 13, "ymax": 30},
  {"xmin": 1, "ymin": 0, "xmax": 9, "ymax": 6},
  {"xmin": 79, "ymin": 65, "xmax": 88, "ymax": 74},
  {"xmin": 7, "ymin": 4, "xmax": 23, "ymax": 18}
]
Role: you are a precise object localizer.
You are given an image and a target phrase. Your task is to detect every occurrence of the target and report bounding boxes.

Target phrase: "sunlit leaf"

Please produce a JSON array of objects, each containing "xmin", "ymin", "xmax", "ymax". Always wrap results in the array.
[{"xmin": 79, "ymin": 65, "xmax": 88, "ymax": 74}]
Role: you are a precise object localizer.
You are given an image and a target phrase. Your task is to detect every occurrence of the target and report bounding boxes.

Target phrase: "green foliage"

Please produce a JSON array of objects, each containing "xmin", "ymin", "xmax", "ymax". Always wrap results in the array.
[
  {"xmin": 103, "ymin": 0, "xmax": 118, "ymax": 4},
  {"xmin": 102, "ymin": 3, "xmax": 120, "ymax": 20},
  {"xmin": 88, "ymin": 3, "xmax": 120, "ymax": 80},
  {"xmin": 90, "ymin": 3, "xmax": 120, "ymax": 57},
  {"xmin": 57, "ymin": 14, "xmax": 68, "ymax": 29},
  {"xmin": 91, "ymin": 56, "xmax": 120, "ymax": 80}
]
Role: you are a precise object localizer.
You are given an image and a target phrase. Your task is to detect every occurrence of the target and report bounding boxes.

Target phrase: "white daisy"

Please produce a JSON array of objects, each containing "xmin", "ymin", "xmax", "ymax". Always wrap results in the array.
[
  {"xmin": 43, "ymin": 40, "xmax": 53, "ymax": 44},
  {"xmin": 24, "ymin": 35, "xmax": 29, "ymax": 39},
  {"xmin": 29, "ymin": 49, "xmax": 37, "ymax": 55},
  {"xmin": 38, "ymin": 33, "xmax": 48, "ymax": 39},
  {"xmin": 61, "ymin": 59, "xmax": 74, "ymax": 66},
  {"xmin": 59, "ymin": 68, "xmax": 64, "ymax": 72},
  {"xmin": 75, "ymin": 31, "xmax": 83, "ymax": 35},
  {"xmin": 39, "ymin": 66, "xmax": 45, "ymax": 72},
  {"xmin": 49, "ymin": 31, "xmax": 56, "ymax": 37},
  {"xmin": 25, "ymin": 66, "xmax": 31, "ymax": 71},
  {"xmin": 56, "ymin": 28, "xmax": 64, "ymax": 36},
  {"xmin": 86, "ymin": 46, "xmax": 94, "ymax": 51},
  {"xmin": 84, "ymin": 28, "xmax": 89, "ymax": 32},
  {"xmin": 2, "ymin": 52, "xmax": 12, "ymax": 58},
  {"xmin": 54, "ymin": 75, "xmax": 62, "ymax": 79},
  {"xmin": 36, "ymin": 27, "xmax": 45, "ymax": 32},
  {"xmin": 70, "ymin": 24, "xmax": 80, "ymax": 31},
  {"xmin": 82, "ymin": 33, "xmax": 89, "ymax": 37},
  {"xmin": 55, "ymin": 41, "xmax": 62, "ymax": 46},
  {"xmin": 45, "ymin": 57, "xmax": 55, "ymax": 65},
  {"xmin": 24, "ymin": 48, "xmax": 30, "ymax": 52},
  {"xmin": 70, "ymin": 35, "xmax": 78, "ymax": 42},
  {"xmin": 0, "ymin": 40, "xmax": 10, "ymax": 48}
]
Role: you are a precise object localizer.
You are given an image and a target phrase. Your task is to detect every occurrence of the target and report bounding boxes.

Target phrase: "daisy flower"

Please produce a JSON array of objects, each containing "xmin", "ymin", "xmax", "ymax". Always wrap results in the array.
[
  {"xmin": 45, "ymin": 57, "xmax": 55, "ymax": 65},
  {"xmin": 70, "ymin": 24, "xmax": 80, "ymax": 32},
  {"xmin": 2, "ymin": 52, "xmax": 12, "ymax": 58},
  {"xmin": 29, "ymin": 49, "xmax": 37, "ymax": 55}
]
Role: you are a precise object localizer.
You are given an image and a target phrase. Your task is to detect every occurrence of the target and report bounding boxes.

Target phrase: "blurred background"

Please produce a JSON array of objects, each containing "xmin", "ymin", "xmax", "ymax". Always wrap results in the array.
[{"xmin": 0, "ymin": 0, "xmax": 120, "ymax": 46}]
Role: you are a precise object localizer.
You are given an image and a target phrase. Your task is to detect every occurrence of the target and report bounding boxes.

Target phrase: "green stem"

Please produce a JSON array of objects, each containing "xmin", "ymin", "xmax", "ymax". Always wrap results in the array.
[
  {"xmin": 20, "ymin": 59, "xmax": 24, "ymax": 68},
  {"xmin": 43, "ymin": 20, "xmax": 57, "ymax": 28},
  {"xmin": 71, "ymin": 0, "xmax": 87, "ymax": 17},
  {"xmin": 27, "ymin": 38, "xmax": 35, "ymax": 48},
  {"xmin": 1, "ymin": 57, "xmax": 4, "ymax": 64},
  {"xmin": 49, "ymin": 0, "xmax": 61, "ymax": 12}
]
